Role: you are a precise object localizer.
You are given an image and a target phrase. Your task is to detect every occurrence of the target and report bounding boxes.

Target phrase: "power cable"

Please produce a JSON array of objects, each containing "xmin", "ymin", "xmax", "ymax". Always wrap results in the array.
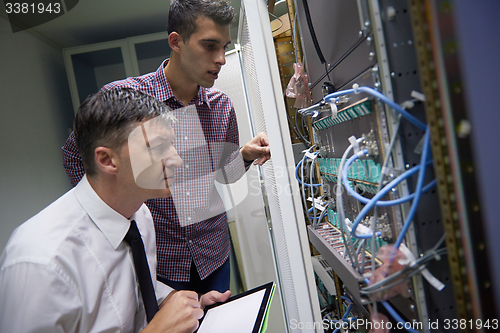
[
  {"xmin": 301, "ymin": 0, "xmax": 325, "ymax": 64},
  {"xmin": 310, "ymin": 34, "xmax": 370, "ymax": 90}
]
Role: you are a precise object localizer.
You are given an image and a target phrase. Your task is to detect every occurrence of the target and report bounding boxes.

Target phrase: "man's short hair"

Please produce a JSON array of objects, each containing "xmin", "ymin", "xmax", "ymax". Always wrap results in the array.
[
  {"xmin": 74, "ymin": 88, "xmax": 175, "ymax": 177},
  {"xmin": 167, "ymin": 0, "xmax": 235, "ymax": 41}
]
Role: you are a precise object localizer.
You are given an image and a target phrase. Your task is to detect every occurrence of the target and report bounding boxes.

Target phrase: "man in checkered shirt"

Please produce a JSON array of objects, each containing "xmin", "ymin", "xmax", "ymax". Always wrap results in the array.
[{"xmin": 62, "ymin": 0, "xmax": 271, "ymax": 294}]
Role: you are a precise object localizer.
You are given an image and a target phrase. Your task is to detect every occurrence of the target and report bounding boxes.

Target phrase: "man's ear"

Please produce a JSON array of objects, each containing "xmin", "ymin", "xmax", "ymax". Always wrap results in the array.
[
  {"xmin": 168, "ymin": 31, "xmax": 183, "ymax": 53},
  {"xmin": 94, "ymin": 147, "xmax": 119, "ymax": 175}
]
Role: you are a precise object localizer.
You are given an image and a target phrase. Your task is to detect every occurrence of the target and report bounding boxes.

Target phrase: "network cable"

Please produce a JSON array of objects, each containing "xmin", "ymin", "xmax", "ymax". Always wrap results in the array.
[
  {"xmin": 310, "ymin": 34, "xmax": 371, "ymax": 90},
  {"xmin": 299, "ymin": 152, "xmax": 312, "ymax": 223},
  {"xmin": 283, "ymin": 90, "xmax": 311, "ymax": 146},
  {"xmin": 361, "ymin": 237, "xmax": 446, "ymax": 294},
  {"xmin": 297, "ymin": 147, "xmax": 326, "ymax": 227},
  {"xmin": 319, "ymin": 85, "xmax": 432, "ymax": 243},
  {"xmin": 381, "ymin": 301, "xmax": 419, "ymax": 333},
  {"xmin": 295, "ymin": 158, "xmax": 322, "ymax": 187},
  {"xmin": 324, "ymin": 85, "xmax": 427, "ymax": 131},
  {"xmin": 318, "ymin": 86, "xmax": 438, "ymax": 305},
  {"xmin": 307, "ymin": 85, "xmax": 436, "ymax": 312},
  {"xmin": 330, "ymin": 296, "xmax": 357, "ymax": 333},
  {"xmin": 393, "ymin": 129, "xmax": 430, "ymax": 250},
  {"xmin": 342, "ymin": 154, "xmax": 437, "ymax": 207},
  {"xmin": 360, "ymin": 248, "xmax": 446, "ymax": 295},
  {"xmin": 341, "ymin": 139, "xmax": 432, "ymax": 240},
  {"xmin": 310, "ymin": 152, "xmax": 319, "ymax": 226},
  {"xmin": 361, "ymin": 236, "xmax": 446, "ymax": 332},
  {"xmin": 336, "ymin": 136, "xmax": 365, "ymax": 270},
  {"xmin": 368, "ymin": 114, "xmax": 402, "ymax": 280}
]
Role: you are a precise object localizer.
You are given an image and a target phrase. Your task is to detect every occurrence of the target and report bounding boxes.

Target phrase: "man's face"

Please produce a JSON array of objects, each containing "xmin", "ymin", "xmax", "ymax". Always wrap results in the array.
[
  {"xmin": 178, "ymin": 16, "xmax": 231, "ymax": 88},
  {"xmin": 124, "ymin": 118, "xmax": 183, "ymax": 198}
]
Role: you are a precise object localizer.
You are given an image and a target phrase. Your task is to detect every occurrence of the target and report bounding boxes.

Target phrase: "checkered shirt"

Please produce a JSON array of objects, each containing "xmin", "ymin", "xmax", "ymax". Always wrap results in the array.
[{"xmin": 62, "ymin": 60, "xmax": 251, "ymax": 281}]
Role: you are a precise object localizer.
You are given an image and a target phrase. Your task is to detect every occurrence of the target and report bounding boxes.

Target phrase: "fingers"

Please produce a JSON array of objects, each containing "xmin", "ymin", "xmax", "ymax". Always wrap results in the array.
[
  {"xmin": 151, "ymin": 290, "xmax": 203, "ymax": 332},
  {"xmin": 259, "ymin": 132, "xmax": 269, "ymax": 146},
  {"xmin": 175, "ymin": 290, "xmax": 200, "ymax": 307},
  {"xmin": 255, "ymin": 132, "xmax": 269, "ymax": 146},
  {"xmin": 216, "ymin": 290, "xmax": 231, "ymax": 302},
  {"xmin": 194, "ymin": 307, "xmax": 204, "ymax": 320},
  {"xmin": 252, "ymin": 146, "xmax": 271, "ymax": 165},
  {"xmin": 242, "ymin": 133, "xmax": 270, "ymax": 165},
  {"xmin": 254, "ymin": 158, "xmax": 269, "ymax": 166},
  {"xmin": 180, "ymin": 290, "xmax": 199, "ymax": 301},
  {"xmin": 200, "ymin": 290, "xmax": 231, "ymax": 308}
]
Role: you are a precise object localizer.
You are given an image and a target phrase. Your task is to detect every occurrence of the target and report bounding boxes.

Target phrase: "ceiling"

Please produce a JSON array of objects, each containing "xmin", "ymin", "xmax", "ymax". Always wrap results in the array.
[
  {"xmin": 1, "ymin": 0, "xmax": 251, "ymax": 49},
  {"xmin": 0, "ymin": 0, "xmax": 289, "ymax": 50}
]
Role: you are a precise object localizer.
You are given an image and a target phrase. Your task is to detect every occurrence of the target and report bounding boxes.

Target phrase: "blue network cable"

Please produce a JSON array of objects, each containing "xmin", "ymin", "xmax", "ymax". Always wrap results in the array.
[
  {"xmin": 331, "ymin": 296, "xmax": 356, "ymax": 333},
  {"xmin": 341, "ymin": 133, "xmax": 432, "ymax": 240},
  {"xmin": 320, "ymin": 85, "xmax": 433, "ymax": 240},
  {"xmin": 307, "ymin": 204, "xmax": 327, "ymax": 222},
  {"xmin": 394, "ymin": 129, "xmax": 431, "ymax": 250},
  {"xmin": 342, "ymin": 152, "xmax": 436, "ymax": 207},
  {"xmin": 340, "ymin": 296, "xmax": 353, "ymax": 319},
  {"xmin": 295, "ymin": 158, "xmax": 322, "ymax": 187},
  {"xmin": 323, "ymin": 85, "xmax": 427, "ymax": 131},
  {"xmin": 381, "ymin": 301, "xmax": 420, "ymax": 333},
  {"xmin": 361, "ymin": 277, "xmax": 419, "ymax": 333},
  {"xmin": 319, "ymin": 85, "xmax": 432, "ymax": 332}
]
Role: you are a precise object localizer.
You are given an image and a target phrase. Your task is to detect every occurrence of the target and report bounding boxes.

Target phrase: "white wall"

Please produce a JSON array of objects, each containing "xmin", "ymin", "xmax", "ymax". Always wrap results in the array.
[{"xmin": 0, "ymin": 18, "xmax": 74, "ymax": 252}]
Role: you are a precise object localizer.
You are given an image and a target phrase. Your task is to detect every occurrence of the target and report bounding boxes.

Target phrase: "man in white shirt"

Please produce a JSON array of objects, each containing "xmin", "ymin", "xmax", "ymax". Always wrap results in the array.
[{"xmin": 0, "ymin": 88, "xmax": 230, "ymax": 333}]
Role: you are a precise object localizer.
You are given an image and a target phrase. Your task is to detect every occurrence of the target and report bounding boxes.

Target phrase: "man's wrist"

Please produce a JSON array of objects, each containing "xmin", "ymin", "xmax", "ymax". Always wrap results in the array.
[{"xmin": 239, "ymin": 146, "xmax": 254, "ymax": 163}]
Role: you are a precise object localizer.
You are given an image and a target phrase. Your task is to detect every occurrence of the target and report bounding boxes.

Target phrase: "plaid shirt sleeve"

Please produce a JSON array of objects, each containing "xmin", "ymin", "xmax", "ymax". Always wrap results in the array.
[
  {"xmin": 214, "ymin": 107, "xmax": 252, "ymax": 184},
  {"xmin": 62, "ymin": 131, "xmax": 85, "ymax": 187}
]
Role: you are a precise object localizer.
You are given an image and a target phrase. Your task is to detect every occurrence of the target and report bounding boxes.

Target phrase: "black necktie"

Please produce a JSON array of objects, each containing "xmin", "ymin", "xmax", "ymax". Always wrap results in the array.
[{"xmin": 124, "ymin": 220, "xmax": 159, "ymax": 323}]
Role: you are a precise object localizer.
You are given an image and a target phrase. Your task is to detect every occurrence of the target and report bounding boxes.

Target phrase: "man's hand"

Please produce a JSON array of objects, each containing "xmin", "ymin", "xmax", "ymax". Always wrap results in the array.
[
  {"xmin": 240, "ymin": 132, "xmax": 271, "ymax": 166},
  {"xmin": 200, "ymin": 290, "xmax": 231, "ymax": 309},
  {"xmin": 144, "ymin": 290, "xmax": 203, "ymax": 333}
]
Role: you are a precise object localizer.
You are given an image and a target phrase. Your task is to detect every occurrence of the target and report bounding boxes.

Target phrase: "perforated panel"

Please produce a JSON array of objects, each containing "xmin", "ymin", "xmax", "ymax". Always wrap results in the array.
[
  {"xmin": 240, "ymin": 9, "xmax": 301, "ymax": 328},
  {"xmin": 214, "ymin": 51, "xmax": 287, "ymax": 333},
  {"xmin": 238, "ymin": 1, "xmax": 323, "ymax": 331}
]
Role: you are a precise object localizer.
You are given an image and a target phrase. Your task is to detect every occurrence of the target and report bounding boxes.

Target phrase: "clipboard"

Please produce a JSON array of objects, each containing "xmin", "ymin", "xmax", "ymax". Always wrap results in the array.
[{"xmin": 196, "ymin": 281, "xmax": 276, "ymax": 333}]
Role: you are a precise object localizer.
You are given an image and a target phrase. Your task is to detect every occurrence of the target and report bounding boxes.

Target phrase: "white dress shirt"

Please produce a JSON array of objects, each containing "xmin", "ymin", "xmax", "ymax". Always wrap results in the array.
[{"xmin": 0, "ymin": 175, "xmax": 173, "ymax": 332}]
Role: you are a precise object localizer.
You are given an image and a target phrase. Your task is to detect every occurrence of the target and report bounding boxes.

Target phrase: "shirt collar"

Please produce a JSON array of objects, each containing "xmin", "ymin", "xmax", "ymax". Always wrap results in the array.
[
  {"xmin": 154, "ymin": 59, "xmax": 211, "ymax": 109},
  {"xmin": 74, "ymin": 175, "xmax": 131, "ymax": 250}
]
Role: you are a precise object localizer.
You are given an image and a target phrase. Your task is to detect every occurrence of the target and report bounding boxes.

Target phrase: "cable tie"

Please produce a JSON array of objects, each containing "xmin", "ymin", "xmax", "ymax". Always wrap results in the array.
[
  {"xmin": 329, "ymin": 101, "xmax": 338, "ymax": 118},
  {"xmin": 413, "ymin": 135, "xmax": 425, "ymax": 155},
  {"xmin": 311, "ymin": 197, "xmax": 326, "ymax": 211},
  {"xmin": 429, "ymin": 249, "xmax": 441, "ymax": 262},
  {"xmin": 421, "ymin": 265, "xmax": 445, "ymax": 291},
  {"xmin": 398, "ymin": 244, "xmax": 413, "ymax": 266},
  {"xmin": 400, "ymin": 244, "xmax": 445, "ymax": 291},
  {"xmin": 410, "ymin": 90, "xmax": 426, "ymax": 102},
  {"xmin": 353, "ymin": 83, "xmax": 360, "ymax": 94},
  {"xmin": 348, "ymin": 135, "xmax": 360, "ymax": 153},
  {"xmin": 305, "ymin": 151, "xmax": 317, "ymax": 159},
  {"xmin": 400, "ymin": 100, "xmax": 415, "ymax": 110}
]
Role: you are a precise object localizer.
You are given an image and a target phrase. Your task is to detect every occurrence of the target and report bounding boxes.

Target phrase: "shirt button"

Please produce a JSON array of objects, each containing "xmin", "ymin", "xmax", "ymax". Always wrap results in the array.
[
  {"xmin": 187, "ymin": 217, "xmax": 192, "ymax": 221},
  {"xmin": 186, "ymin": 192, "xmax": 190, "ymax": 196},
  {"xmin": 185, "ymin": 165, "xmax": 189, "ymax": 169},
  {"xmin": 184, "ymin": 136, "xmax": 188, "ymax": 141},
  {"xmin": 189, "ymin": 240, "xmax": 193, "ymax": 244}
]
